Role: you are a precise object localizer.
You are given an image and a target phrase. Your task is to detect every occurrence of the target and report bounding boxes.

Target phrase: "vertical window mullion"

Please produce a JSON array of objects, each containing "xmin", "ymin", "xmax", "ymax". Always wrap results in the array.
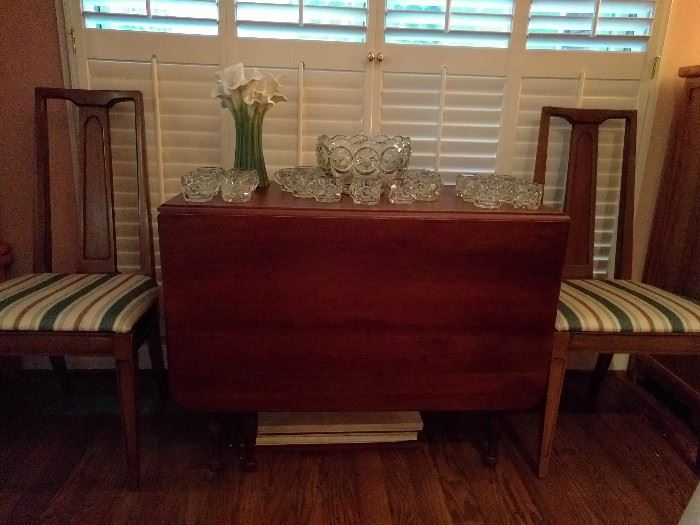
[
  {"xmin": 591, "ymin": 0, "xmax": 602, "ymax": 36},
  {"xmin": 444, "ymin": 0, "xmax": 452, "ymax": 33}
]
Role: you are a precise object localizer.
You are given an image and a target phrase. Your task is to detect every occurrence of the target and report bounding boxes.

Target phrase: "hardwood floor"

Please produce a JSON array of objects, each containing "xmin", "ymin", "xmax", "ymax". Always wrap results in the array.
[{"xmin": 0, "ymin": 370, "xmax": 697, "ymax": 524}]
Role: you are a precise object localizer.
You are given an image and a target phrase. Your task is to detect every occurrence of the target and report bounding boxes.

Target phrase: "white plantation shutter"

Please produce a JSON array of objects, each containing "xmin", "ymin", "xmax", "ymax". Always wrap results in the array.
[
  {"xmin": 511, "ymin": 77, "xmax": 580, "ymax": 185},
  {"xmin": 110, "ymin": 107, "xmax": 146, "ymax": 276},
  {"xmin": 527, "ymin": 0, "xmax": 655, "ymax": 52},
  {"xmin": 156, "ymin": 63, "xmax": 222, "ymax": 199},
  {"xmin": 380, "ymin": 73, "xmax": 441, "ymax": 169},
  {"xmin": 440, "ymin": 75, "xmax": 505, "ymax": 177},
  {"xmin": 300, "ymin": 69, "xmax": 366, "ymax": 163},
  {"xmin": 379, "ymin": 72, "xmax": 504, "ymax": 181},
  {"xmin": 511, "ymin": 76, "xmax": 640, "ymax": 277},
  {"xmin": 384, "ymin": 0, "xmax": 514, "ymax": 48},
  {"xmin": 82, "ymin": 0, "xmax": 218, "ymax": 34}
]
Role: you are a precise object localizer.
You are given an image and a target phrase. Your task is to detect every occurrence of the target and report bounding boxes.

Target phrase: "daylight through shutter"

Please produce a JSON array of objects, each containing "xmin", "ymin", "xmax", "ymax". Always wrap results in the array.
[
  {"xmin": 384, "ymin": 0, "xmax": 514, "ymax": 48},
  {"xmin": 526, "ymin": 0, "xmax": 655, "ymax": 52},
  {"xmin": 82, "ymin": 0, "xmax": 219, "ymax": 35}
]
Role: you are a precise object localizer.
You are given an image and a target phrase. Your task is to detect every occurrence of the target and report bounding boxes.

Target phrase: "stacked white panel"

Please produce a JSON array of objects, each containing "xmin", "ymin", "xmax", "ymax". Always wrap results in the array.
[
  {"xmin": 439, "ymin": 75, "xmax": 505, "ymax": 182},
  {"xmin": 380, "ymin": 72, "xmax": 442, "ymax": 170},
  {"xmin": 512, "ymin": 76, "xmax": 640, "ymax": 277},
  {"xmin": 301, "ymin": 69, "xmax": 366, "ymax": 164},
  {"xmin": 157, "ymin": 63, "xmax": 221, "ymax": 199},
  {"xmin": 380, "ymin": 72, "xmax": 505, "ymax": 181}
]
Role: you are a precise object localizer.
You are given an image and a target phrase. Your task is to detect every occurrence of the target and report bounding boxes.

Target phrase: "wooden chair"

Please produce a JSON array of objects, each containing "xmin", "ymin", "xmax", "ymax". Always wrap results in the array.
[
  {"xmin": 534, "ymin": 107, "xmax": 700, "ymax": 477},
  {"xmin": 0, "ymin": 87, "xmax": 165, "ymax": 487}
]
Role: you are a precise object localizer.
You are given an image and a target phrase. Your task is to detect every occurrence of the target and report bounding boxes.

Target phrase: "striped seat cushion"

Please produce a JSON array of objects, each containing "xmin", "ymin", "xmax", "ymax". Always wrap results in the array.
[
  {"xmin": 0, "ymin": 273, "xmax": 158, "ymax": 333},
  {"xmin": 556, "ymin": 279, "xmax": 700, "ymax": 333}
]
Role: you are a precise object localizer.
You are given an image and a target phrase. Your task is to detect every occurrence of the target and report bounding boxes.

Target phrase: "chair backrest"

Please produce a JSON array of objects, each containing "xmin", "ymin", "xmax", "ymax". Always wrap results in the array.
[
  {"xmin": 533, "ymin": 107, "xmax": 637, "ymax": 280},
  {"xmin": 34, "ymin": 87, "xmax": 154, "ymax": 277}
]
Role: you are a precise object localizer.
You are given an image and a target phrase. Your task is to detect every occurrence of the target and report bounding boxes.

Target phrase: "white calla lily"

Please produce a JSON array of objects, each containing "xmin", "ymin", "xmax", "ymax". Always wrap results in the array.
[
  {"xmin": 213, "ymin": 63, "xmax": 261, "ymax": 95},
  {"xmin": 243, "ymin": 72, "xmax": 288, "ymax": 108},
  {"xmin": 212, "ymin": 63, "xmax": 264, "ymax": 109}
]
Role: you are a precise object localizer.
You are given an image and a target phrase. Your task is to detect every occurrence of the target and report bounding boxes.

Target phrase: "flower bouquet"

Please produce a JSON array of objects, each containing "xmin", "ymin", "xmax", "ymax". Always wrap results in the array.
[{"xmin": 212, "ymin": 63, "xmax": 287, "ymax": 188}]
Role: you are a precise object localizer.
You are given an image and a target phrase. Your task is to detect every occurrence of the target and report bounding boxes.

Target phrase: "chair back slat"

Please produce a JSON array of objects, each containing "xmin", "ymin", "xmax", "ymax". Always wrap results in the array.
[
  {"xmin": 534, "ymin": 107, "xmax": 637, "ymax": 280},
  {"xmin": 33, "ymin": 87, "xmax": 154, "ymax": 277},
  {"xmin": 77, "ymin": 105, "xmax": 117, "ymax": 273}
]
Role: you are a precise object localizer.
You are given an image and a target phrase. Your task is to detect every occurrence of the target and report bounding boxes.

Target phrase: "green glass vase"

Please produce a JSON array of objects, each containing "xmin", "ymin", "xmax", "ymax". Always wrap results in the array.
[{"xmin": 232, "ymin": 107, "xmax": 269, "ymax": 188}]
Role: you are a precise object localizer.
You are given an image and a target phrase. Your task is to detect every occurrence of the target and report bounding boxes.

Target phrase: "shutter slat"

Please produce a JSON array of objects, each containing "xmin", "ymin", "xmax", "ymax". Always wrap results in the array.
[
  {"xmin": 385, "ymin": 28, "xmax": 511, "ymax": 47},
  {"xmin": 451, "ymin": 0, "xmax": 513, "ymax": 14},
  {"xmin": 304, "ymin": 6, "xmax": 368, "ymax": 26},
  {"xmin": 237, "ymin": 22, "xmax": 366, "ymax": 41},
  {"xmin": 84, "ymin": 13, "xmax": 217, "ymax": 34},
  {"xmin": 527, "ymin": 32, "xmax": 648, "ymax": 51},
  {"xmin": 450, "ymin": 13, "xmax": 513, "ymax": 33}
]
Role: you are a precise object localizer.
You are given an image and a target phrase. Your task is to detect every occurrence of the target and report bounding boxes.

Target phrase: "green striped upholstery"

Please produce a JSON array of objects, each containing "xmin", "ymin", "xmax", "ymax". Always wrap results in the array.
[
  {"xmin": 0, "ymin": 273, "xmax": 158, "ymax": 333},
  {"xmin": 557, "ymin": 279, "xmax": 700, "ymax": 333}
]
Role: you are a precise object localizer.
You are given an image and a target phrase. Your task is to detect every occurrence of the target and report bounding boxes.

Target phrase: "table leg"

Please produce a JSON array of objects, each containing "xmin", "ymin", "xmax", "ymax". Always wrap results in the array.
[
  {"xmin": 208, "ymin": 414, "xmax": 225, "ymax": 473},
  {"xmin": 238, "ymin": 412, "xmax": 258, "ymax": 473},
  {"xmin": 483, "ymin": 412, "xmax": 503, "ymax": 467}
]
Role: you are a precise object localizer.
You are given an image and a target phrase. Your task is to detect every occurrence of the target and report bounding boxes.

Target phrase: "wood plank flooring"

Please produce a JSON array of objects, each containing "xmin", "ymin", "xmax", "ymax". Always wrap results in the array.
[{"xmin": 0, "ymin": 370, "xmax": 697, "ymax": 525}]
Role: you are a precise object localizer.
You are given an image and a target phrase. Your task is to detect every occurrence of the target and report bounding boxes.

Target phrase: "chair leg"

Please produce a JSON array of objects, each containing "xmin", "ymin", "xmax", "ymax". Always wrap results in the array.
[
  {"xmin": 115, "ymin": 337, "xmax": 140, "ymax": 488},
  {"xmin": 49, "ymin": 356, "xmax": 73, "ymax": 396},
  {"xmin": 147, "ymin": 310, "xmax": 168, "ymax": 401},
  {"xmin": 482, "ymin": 412, "xmax": 503, "ymax": 467},
  {"xmin": 538, "ymin": 332, "xmax": 568, "ymax": 478},
  {"xmin": 692, "ymin": 411, "xmax": 700, "ymax": 475},
  {"xmin": 587, "ymin": 353, "xmax": 614, "ymax": 403}
]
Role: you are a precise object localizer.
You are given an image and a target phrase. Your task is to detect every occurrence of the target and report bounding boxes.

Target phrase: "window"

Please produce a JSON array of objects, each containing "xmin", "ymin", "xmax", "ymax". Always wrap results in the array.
[
  {"xmin": 384, "ymin": 0, "xmax": 514, "ymax": 47},
  {"xmin": 235, "ymin": 0, "xmax": 368, "ymax": 42},
  {"xmin": 527, "ymin": 0, "xmax": 655, "ymax": 52},
  {"xmin": 82, "ymin": 0, "xmax": 218, "ymax": 35},
  {"xmin": 82, "ymin": 0, "xmax": 657, "ymax": 52}
]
